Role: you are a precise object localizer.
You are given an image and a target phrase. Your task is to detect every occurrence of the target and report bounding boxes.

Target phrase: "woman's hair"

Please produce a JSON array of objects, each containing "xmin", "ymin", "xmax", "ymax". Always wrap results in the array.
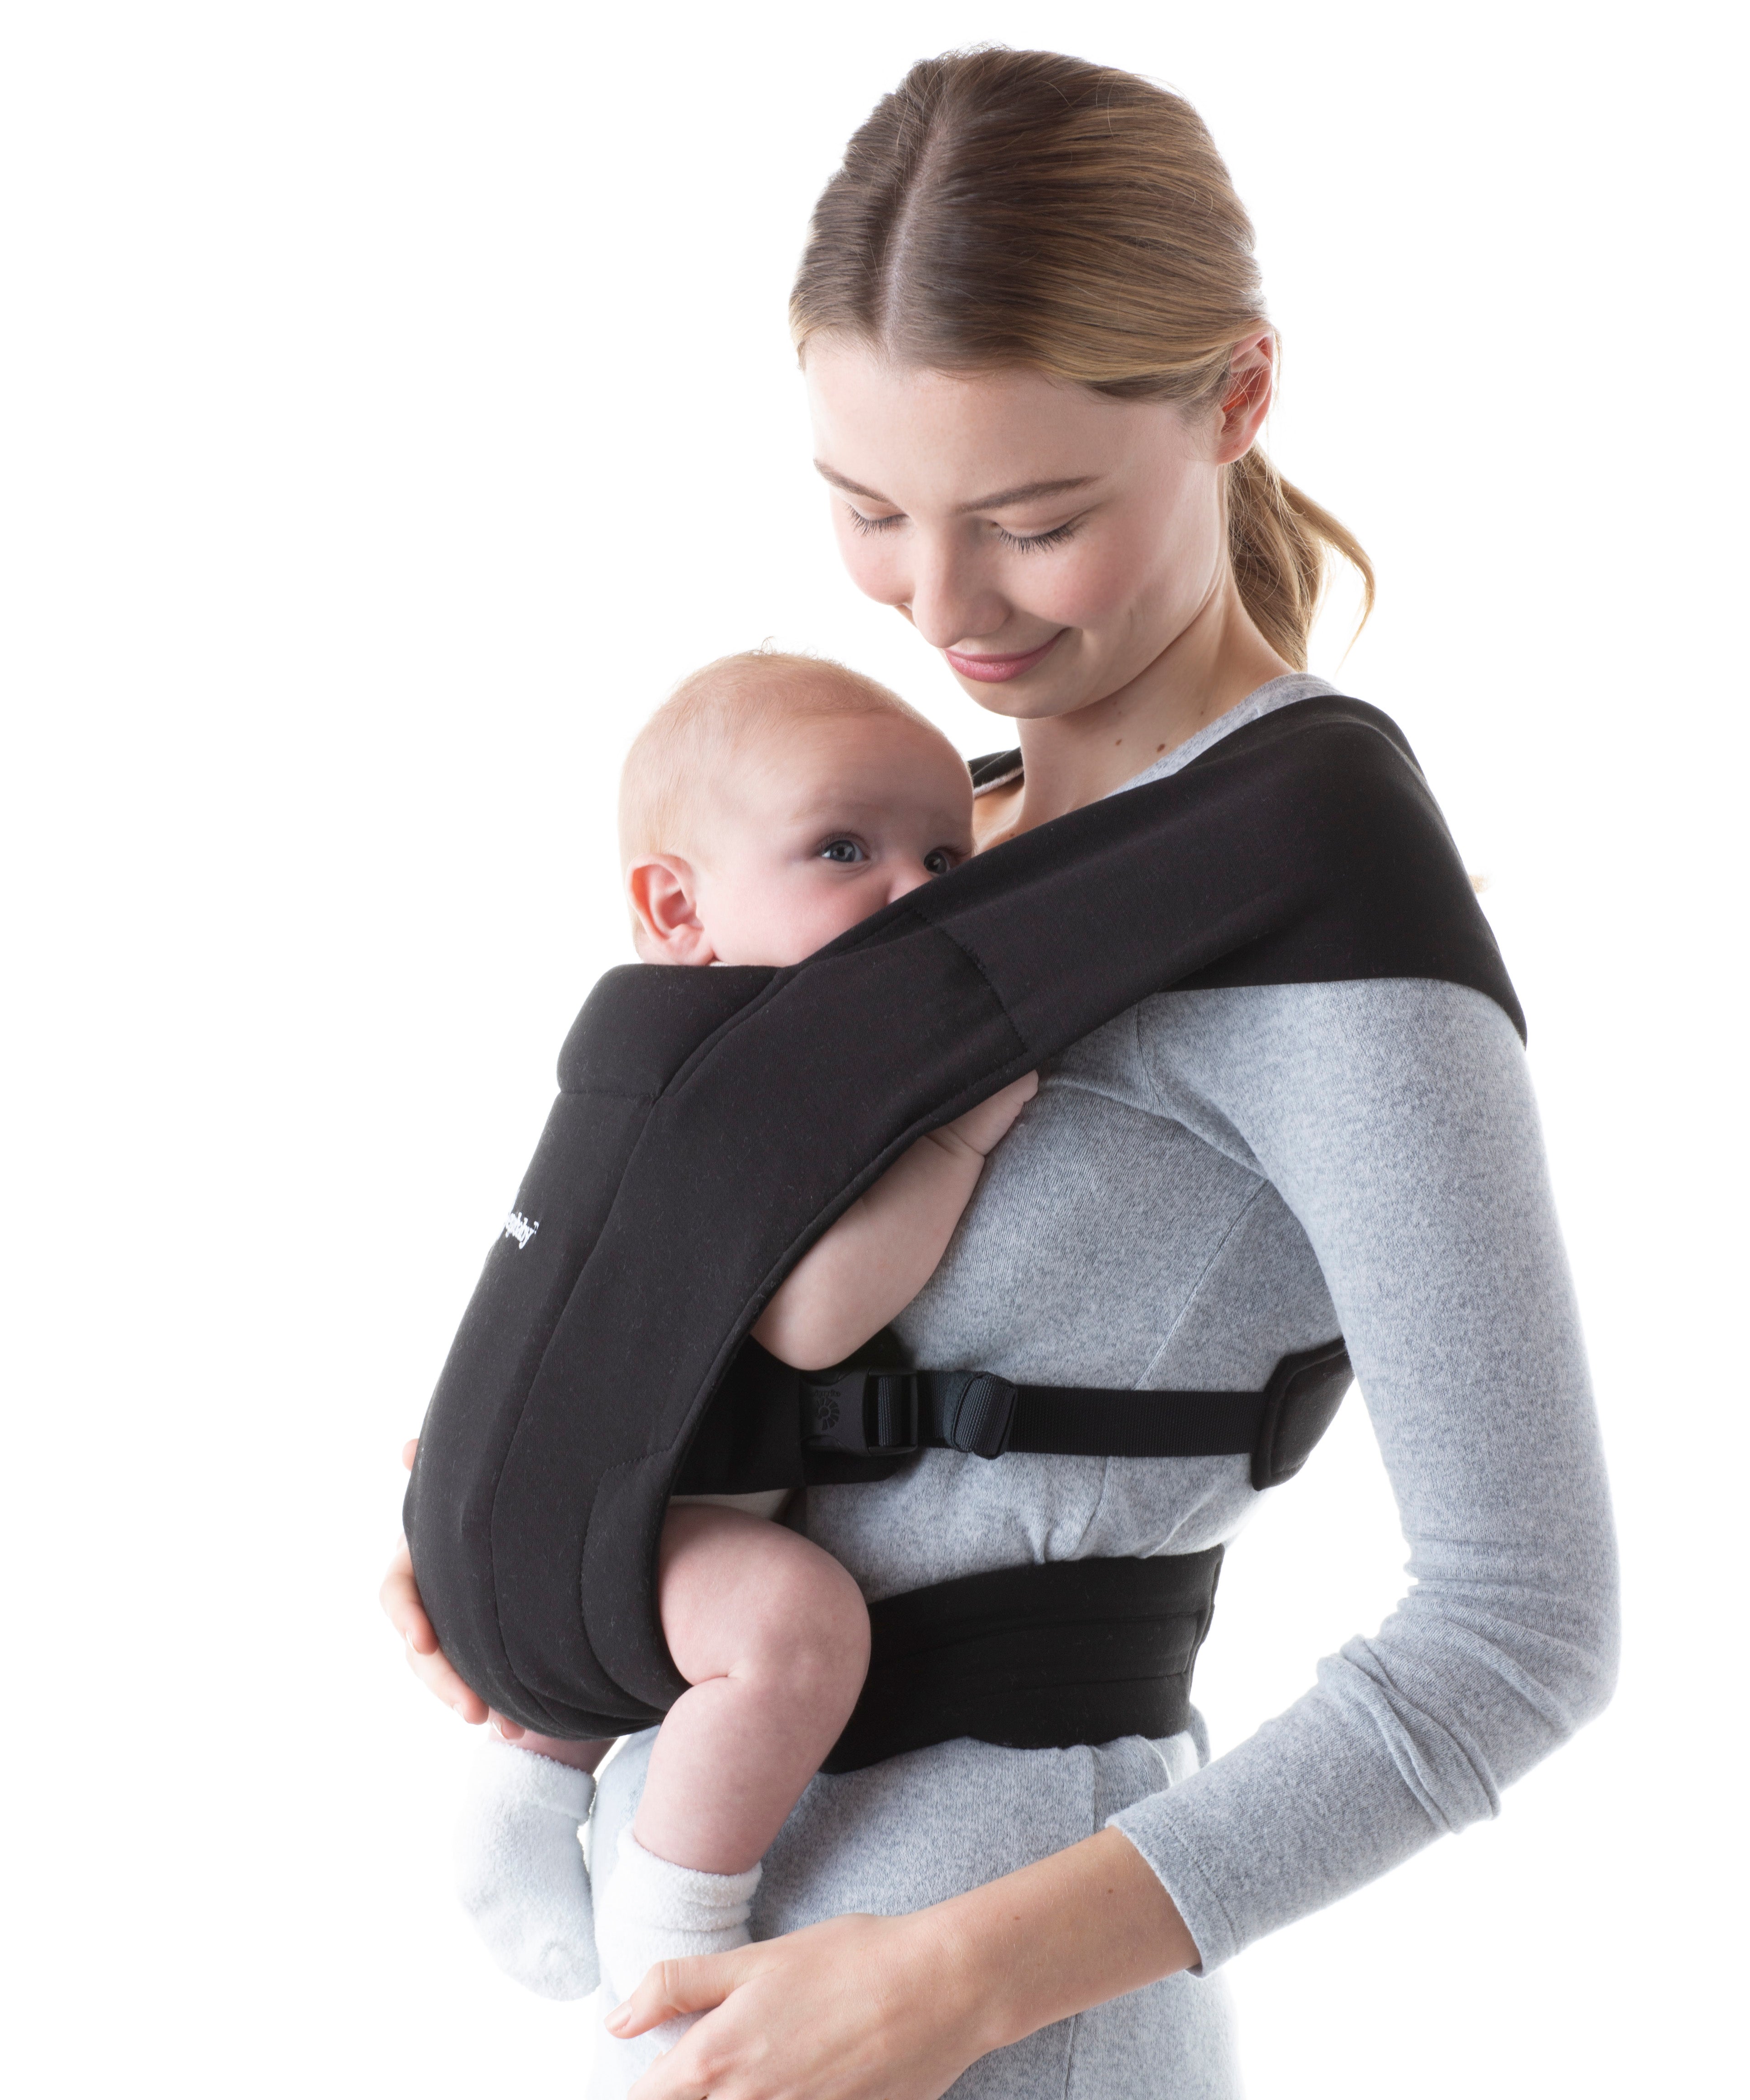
[{"xmin": 790, "ymin": 47, "xmax": 1373, "ymax": 668}]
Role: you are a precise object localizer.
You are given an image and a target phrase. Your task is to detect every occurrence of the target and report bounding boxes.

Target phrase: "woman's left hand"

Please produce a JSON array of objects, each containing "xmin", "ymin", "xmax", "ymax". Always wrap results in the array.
[
  {"xmin": 608, "ymin": 1827, "xmax": 1199, "ymax": 2099},
  {"xmin": 610, "ymin": 1909, "xmax": 992, "ymax": 2100},
  {"xmin": 381, "ymin": 1439, "xmax": 491, "ymax": 1723}
]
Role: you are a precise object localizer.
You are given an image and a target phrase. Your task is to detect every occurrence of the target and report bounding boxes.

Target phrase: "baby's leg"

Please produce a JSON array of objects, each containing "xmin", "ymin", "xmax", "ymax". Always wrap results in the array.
[
  {"xmin": 453, "ymin": 1729, "xmax": 612, "ymax": 1999},
  {"xmin": 591, "ymin": 1508, "xmax": 869, "ymax": 2088},
  {"xmin": 639, "ymin": 1503, "xmax": 871, "ymax": 1871}
]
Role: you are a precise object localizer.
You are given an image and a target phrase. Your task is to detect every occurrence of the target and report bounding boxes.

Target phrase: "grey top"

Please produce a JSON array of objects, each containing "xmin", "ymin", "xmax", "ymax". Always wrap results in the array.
[{"xmin": 802, "ymin": 674, "xmax": 1620, "ymax": 1971}]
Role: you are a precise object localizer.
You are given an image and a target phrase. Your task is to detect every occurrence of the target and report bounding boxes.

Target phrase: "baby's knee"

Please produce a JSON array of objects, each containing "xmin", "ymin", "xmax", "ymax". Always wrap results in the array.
[
  {"xmin": 798, "ymin": 1548, "xmax": 872, "ymax": 1665},
  {"xmin": 658, "ymin": 1509, "xmax": 868, "ymax": 1691},
  {"xmin": 751, "ymin": 1539, "xmax": 871, "ymax": 1695}
]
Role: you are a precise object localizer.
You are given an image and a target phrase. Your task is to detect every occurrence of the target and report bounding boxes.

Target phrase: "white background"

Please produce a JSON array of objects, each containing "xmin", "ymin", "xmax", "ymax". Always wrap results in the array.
[{"xmin": 3, "ymin": 3, "xmax": 1743, "ymax": 2093}]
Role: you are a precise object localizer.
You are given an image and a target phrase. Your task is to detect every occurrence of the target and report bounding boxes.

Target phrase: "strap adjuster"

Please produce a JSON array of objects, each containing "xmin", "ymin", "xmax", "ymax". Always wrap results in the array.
[
  {"xmin": 933, "ymin": 1370, "xmax": 1019, "ymax": 1459},
  {"xmin": 801, "ymin": 1367, "xmax": 919, "ymax": 1458}
]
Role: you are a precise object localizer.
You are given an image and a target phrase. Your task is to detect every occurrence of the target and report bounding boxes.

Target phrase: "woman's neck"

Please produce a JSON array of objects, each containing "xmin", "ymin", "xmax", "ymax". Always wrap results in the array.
[{"xmin": 977, "ymin": 581, "xmax": 1293, "ymax": 846}]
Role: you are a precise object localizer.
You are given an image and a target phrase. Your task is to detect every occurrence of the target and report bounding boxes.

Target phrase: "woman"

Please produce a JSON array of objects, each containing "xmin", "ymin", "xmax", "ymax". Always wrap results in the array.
[{"xmin": 384, "ymin": 49, "xmax": 1616, "ymax": 2098}]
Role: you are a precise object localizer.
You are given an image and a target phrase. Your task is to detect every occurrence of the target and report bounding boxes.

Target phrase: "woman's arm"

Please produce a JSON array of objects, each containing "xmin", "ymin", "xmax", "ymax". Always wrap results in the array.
[
  {"xmin": 607, "ymin": 978, "xmax": 1615, "ymax": 2095},
  {"xmin": 751, "ymin": 1073, "xmax": 1036, "ymax": 1371},
  {"xmin": 607, "ymin": 1826, "xmax": 1197, "ymax": 2100},
  {"xmin": 1107, "ymin": 979, "xmax": 1619, "ymax": 1967}
]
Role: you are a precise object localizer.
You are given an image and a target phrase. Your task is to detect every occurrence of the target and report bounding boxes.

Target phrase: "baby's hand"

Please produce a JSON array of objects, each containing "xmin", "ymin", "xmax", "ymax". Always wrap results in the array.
[{"xmin": 932, "ymin": 1072, "xmax": 1039, "ymax": 1160}]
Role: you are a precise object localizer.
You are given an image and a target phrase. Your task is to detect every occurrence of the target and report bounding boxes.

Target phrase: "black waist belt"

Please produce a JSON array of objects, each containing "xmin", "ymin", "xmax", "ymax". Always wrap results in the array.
[
  {"xmin": 823, "ymin": 1549, "xmax": 1224, "ymax": 1774},
  {"xmin": 678, "ymin": 1341, "xmax": 1351, "ymax": 1771},
  {"xmin": 800, "ymin": 1337, "xmax": 1352, "ymax": 1493}
]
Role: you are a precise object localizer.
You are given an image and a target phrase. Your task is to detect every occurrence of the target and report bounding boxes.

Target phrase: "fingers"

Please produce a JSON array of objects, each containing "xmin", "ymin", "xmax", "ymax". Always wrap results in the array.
[
  {"xmin": 379, "ymin": 1539, "xmax": 430, "ymax": 1644},
  {"xmin": 381, "ymin": 1534, "xmax": 489, "ymax": 1723},
  {"xmin": 945, "ymin": 1070, "xmax": 1041, "ymax": 1156},
  {"xmin": 606, "ymin": 1950, "xmax": 753, "ymax": 2039},
  {"xmin": 404, "ymin": 1631, "xmax": 489, "ymax": 1722},
  {"xmin": 401, "ymin": 1438, "xmax": 419, "ymax": 1472},
  {"xmin": 993, "ymin": 1070, "xmax": 1040, "ymax": 1111}
]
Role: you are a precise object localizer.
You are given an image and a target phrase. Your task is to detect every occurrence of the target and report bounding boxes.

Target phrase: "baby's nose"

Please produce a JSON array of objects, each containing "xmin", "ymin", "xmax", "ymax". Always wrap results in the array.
[{"xmin": 885, "ymin": 861, "xmax": 933, "ymax": 902}]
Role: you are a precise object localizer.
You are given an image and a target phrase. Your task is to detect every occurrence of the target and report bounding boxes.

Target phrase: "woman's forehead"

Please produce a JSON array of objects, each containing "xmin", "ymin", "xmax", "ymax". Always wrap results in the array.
[{"xmin": 804, "ymin": 343, "xmax": 1179, "ymax": 504}]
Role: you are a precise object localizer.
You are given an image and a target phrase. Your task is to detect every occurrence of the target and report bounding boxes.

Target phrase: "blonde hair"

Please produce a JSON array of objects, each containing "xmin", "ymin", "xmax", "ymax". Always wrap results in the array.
[
  {"xmin": 789, "ymin": 47, "xmax": 1373, "ymax": 668},
  {"xmin": 618, "ymin": 648, "xmax": 935, "ymax": 866}
]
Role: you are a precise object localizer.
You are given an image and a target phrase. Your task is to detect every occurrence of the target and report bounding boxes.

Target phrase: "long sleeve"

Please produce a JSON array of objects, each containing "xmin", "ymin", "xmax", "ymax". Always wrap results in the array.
[{"xmin": 1107, "ymin": 978, "xmax": 1619, "ymax": 1970}]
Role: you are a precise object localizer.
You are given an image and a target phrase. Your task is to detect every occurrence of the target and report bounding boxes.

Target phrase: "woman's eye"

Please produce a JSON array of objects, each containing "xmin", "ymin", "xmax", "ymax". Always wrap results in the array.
[
  {"xmin": 846, "ymin": 506, "xmax": 903, "ymax": 536},
  {"xmin": 819, "ymin": 837, "xmax": 867, "ymax": 864},
  {"xmin": 923, "ymin": 848, "xmax": 958, "ymax": 876},
  {"xmin": 992, "ymin": 517, "xmax": 1082, "ymax": 553}
]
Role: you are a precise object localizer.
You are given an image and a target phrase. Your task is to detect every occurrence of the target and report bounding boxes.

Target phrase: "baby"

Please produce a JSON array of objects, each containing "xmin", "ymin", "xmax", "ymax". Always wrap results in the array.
[{"xmin": 452, "ymin": 649, "xmax": 1034, "ymax": 2082}]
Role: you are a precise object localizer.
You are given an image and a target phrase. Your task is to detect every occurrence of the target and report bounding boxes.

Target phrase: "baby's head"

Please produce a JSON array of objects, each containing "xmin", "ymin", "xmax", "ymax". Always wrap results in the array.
[{"xmin": 619, "ymin": 650, "xmax": 973, "ymax": 967}]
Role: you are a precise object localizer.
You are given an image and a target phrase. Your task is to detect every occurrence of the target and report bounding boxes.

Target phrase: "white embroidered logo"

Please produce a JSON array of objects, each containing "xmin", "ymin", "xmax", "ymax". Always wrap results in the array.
[{"xmin": 502, "ymin": 1211, "xmax": 539, "ymax": 1251}]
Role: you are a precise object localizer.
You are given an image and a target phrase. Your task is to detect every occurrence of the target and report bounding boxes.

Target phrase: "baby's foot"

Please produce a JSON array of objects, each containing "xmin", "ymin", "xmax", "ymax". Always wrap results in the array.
[
  {"xmin": 588, "ymin": 1828, "xmax": 760, "ymax": 2096},
  {"xmin": 453, "ymin": 1736, "xmax": 598, "ymax": 1998}
]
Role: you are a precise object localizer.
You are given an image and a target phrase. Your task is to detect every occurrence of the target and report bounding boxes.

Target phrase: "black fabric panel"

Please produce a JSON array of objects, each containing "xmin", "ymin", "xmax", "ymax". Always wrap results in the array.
[
  {"xmin": 897, "ymin": 701, "xmax": 1522, "ymax": 1044},
  {"xmin": 406, "ymin": 695, "xmax": 1521, "ymax": 1735},
  {"xmin": 670, "ymin": 1342, "xmax": 805, "ymax": 1497},
  {"xmin": 823, "ymin": 1551, "xmax": 1224, "ymax": 1773}
]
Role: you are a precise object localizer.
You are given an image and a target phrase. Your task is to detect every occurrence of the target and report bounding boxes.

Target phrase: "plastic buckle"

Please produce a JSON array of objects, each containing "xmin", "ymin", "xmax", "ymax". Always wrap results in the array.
[{"xmin": 801, "ymin": 1367, "xmax": 919, "ymax": 1458}]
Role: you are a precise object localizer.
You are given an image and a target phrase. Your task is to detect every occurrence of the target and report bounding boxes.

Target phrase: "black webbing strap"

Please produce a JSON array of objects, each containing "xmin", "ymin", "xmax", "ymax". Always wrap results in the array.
[
  {"xmin": 800, "ymin": 1337, "xmax": 1353, "ymax": 1493},
  {"xmin": 821, "ymin": 1549, "xmax": 1225, "ymax": 1774}
]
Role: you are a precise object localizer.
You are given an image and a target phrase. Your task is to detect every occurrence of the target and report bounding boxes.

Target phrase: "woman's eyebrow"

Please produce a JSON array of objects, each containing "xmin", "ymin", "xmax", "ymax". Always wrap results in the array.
[
  {"xmin": 813, "ymin": 462, "xmax": 1101, "ymax": 511},
  {"xmin": 813, "ymin": 462, "xmax": 893, "ymax": 504},
  {"xmin": 952, "ymin": 475, "xmax": 1100, "ymax": 512}
]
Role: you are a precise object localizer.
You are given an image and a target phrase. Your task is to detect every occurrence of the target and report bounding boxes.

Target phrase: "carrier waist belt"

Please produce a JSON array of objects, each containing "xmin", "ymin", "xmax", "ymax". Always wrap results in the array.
[
  {"xmin": 823, "ymin": 1550, "xmax": 1224, "ymax": 1774},
  {"xmin": 795, "ymin": 1338, "xmax": 1352, "ymax": 1494}
]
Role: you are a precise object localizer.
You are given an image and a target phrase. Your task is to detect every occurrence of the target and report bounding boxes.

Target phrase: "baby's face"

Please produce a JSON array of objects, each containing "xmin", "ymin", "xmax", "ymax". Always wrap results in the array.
[{"xmin": 692, "ymin": 710, "xmax": 975, "ymax": 967}]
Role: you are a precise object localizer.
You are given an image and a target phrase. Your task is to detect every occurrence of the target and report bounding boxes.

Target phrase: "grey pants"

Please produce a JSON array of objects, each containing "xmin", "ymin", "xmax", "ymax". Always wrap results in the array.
[{"xmin": 590, "ymin": 1726, "xmax": 1240, "ymax": 2098}]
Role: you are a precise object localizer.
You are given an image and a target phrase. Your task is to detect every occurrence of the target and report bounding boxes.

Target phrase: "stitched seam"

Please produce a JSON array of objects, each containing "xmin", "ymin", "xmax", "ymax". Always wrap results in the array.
[
  {"xmin": 660, "ymin": 898, "xmax": 937, "ymax": 1097},
  {"xmin": 1058, "ymin": 2012, "xmax": 1081, "ymax": 2099},
  {"xmin": 1136, "ymin": 1180, "xmax": 1268, "ymax": 1389}
]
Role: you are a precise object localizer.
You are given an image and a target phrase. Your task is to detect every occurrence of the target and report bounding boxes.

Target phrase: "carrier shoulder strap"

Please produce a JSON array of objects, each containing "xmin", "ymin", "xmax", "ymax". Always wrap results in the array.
[{"xmin": 404, "ymin": 695, "xmax": 1519, "ymax": 1740}]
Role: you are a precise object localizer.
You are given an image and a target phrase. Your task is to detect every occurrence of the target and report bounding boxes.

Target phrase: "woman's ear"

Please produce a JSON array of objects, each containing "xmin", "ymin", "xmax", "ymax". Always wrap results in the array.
[
  {"xmin": 1212, "ymin": 329, "xmax": 1276, "ymax": 465},
  {"xmin": 625, "ymin": 855, "xmax": 716, "ymax": 965}
]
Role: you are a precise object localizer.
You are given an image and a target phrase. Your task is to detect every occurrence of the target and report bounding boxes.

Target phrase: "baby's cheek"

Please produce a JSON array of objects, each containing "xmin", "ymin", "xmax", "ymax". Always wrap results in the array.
[{"xmin": 746, "ymin": 876, "xmax": 873, "ymax": 967}]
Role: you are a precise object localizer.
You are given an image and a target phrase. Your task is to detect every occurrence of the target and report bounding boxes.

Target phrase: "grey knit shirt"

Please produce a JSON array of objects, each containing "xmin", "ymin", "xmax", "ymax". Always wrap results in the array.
[{"xmin": 799, "ymin": 673, "xmax": 1620, "ymax": 1971}]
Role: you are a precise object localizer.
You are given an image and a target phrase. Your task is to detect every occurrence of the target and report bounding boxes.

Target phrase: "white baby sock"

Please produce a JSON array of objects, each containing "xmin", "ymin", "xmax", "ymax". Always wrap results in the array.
[
  {"xmin": 453, "ymin": 1736, "xmax": 599, "ymax": 1999},
  {"xmin": 588, "ymin": 1827, "xmax": 760, "ymax": 2096}
]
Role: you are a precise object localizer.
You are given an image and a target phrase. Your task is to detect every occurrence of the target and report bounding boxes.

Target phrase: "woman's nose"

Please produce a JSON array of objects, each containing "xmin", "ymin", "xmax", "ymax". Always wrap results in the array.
[{"xmin": 901, "ymin": 535, "xmax": 1008, "ymax": 650}]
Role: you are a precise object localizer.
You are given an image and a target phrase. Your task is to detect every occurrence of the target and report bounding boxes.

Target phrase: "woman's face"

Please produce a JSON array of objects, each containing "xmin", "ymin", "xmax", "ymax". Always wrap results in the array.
[{"xmin": 805, "ymin": 338, "xmax": 1267, "ymax": 723}]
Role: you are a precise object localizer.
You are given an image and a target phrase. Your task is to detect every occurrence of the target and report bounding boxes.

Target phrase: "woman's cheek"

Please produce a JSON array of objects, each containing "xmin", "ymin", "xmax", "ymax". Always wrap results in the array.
[
  {"xmin": 832, "ymin": 514, "xmax": 905, "ymax": 608},
  {"xmin": 1018, "ymin": 540, "xmax": 1140, "ymax": 630}
]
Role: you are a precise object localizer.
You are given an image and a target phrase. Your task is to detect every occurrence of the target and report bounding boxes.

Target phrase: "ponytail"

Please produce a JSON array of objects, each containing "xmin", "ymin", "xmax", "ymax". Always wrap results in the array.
[{"xmin": 1227, "ymin": 448, "xmax": 1374, "ymax": 670}]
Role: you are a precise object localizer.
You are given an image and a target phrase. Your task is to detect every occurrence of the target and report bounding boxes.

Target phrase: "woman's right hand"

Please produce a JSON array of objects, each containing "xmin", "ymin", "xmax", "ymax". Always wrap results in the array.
[{"xmin": 381, "ymin": 1440, "xmax": 490, "ymax": 1724}]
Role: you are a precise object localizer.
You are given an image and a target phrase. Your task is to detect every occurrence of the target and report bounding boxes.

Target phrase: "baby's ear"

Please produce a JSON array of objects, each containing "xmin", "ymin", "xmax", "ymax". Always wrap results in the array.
[{"xmin": 626, "ymin": 856, "xmax": 715, "ymax": 966}]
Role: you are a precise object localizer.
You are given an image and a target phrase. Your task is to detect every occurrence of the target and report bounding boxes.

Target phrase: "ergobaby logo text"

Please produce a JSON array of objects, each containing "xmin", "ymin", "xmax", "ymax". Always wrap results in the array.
[{"xmin": 502, "ymin": 1211, "xmax": 539, "ymax": 1251}]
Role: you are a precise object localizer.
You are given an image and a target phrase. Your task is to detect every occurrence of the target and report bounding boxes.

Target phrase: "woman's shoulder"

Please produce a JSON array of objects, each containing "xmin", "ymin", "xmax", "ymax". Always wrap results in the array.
[
  {"xmin": 1112, "ymin": 670, "xmax": 1343, "ymax": 798},
  {"xmin": 1131, "ymin": 978, "xmax": 1532, "ymax": 1158}
]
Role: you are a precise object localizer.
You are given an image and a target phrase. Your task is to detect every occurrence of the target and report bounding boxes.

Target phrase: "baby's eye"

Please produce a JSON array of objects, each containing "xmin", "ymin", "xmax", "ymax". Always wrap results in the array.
[
  {"xmin": 922, "ymin": 848, "xmax": 959, "ymax": 876},
  {"xmin": 819, "ymin": 837, "xmax": 867, "ymax": 865}
]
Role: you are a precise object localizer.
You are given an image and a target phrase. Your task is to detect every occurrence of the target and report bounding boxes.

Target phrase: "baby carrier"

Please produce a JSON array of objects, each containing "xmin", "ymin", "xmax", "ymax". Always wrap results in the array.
[{"xmin": 404, "ymin": 695, "xmax": 1523, "ymax": 1764}]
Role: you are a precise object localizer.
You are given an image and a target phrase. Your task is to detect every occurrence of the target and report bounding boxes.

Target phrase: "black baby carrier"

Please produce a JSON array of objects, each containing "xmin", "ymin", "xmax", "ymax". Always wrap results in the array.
[{"xmin": 404, "ymin": 696, "xmax": 1523, "ymax": 1766}]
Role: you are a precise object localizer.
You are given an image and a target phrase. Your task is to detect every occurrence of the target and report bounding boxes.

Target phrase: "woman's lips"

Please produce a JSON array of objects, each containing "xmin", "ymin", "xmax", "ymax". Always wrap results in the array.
[{"xmin": 942, "ymin": 631, "xmax": 1066, "ymax": 683}]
